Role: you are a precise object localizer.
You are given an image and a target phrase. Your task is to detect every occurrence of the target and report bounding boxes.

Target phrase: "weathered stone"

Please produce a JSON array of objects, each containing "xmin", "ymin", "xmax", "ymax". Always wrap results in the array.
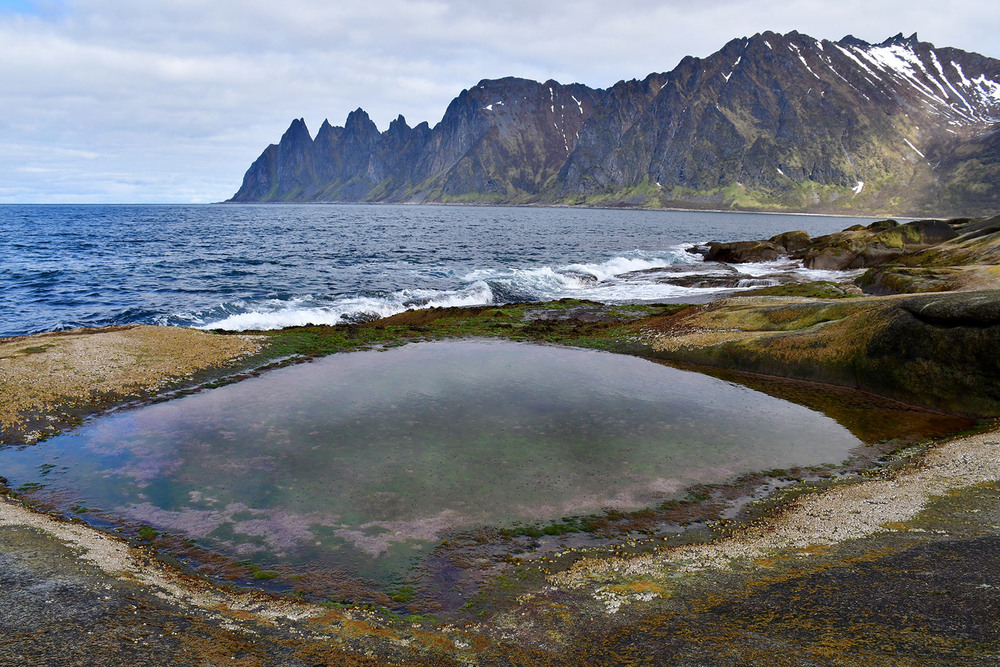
[
  {"xmin": 856, "ymin": 267, "xmax": 956, "ymax": 295},
  {"xmin": 704, "ymin": 240, "xmax": 783, "ymax": 263},
  {"xmin": 769, "ymin": 230, "xmax": 812, "ymax": 254},
  {"xmin": 901, "ymin": 291, "xmax": 1000, "ymax": 327},
  {"xmin": 865, "ymin": 219, "xmax": 900, "ymax": 233},
  {"xmin": 802, "ymin": 246, "xmax": 856, "ymax": 270}
]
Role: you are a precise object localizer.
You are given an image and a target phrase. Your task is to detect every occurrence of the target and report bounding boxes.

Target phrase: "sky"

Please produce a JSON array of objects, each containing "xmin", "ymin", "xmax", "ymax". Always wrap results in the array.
[{"xmin": 1, "ymin": 0, "xmax": 998, "ymax": 203}]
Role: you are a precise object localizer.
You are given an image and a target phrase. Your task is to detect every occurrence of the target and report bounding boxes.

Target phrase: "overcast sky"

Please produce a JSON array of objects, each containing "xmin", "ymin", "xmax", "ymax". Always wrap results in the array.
[{"xmin": 1, "ymin": 0, "xmax": 997, "ymax": 203}]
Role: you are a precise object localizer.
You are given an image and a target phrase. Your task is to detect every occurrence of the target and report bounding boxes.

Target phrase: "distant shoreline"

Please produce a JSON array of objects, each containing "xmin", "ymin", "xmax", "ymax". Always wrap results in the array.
[
  {"xmin": 215, "ymin": 198, "xmax": 919, "ymax": 220},
  {"xmin": 1, "ymin": 200, "xmax": 919, "ymax": 220}
]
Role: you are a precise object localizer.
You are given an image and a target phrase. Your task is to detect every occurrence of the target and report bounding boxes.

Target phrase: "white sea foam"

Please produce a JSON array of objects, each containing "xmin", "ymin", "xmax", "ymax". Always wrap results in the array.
[
  {"xmin": 191, "ymin": 248, "xmax": 858, "ymax": 331},
  {"xmin": 560, "ymin": 248, "xmax": 700, "ymax": 282},
  {"xmin": 197, "ymin": 283, "xmax": 495, "ymax": 331}
]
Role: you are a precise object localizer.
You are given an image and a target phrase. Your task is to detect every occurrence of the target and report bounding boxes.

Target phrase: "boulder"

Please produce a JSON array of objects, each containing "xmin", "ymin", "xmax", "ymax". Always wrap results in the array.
[
  {"xmin": 769, "ymin": 230, "xmax": 812, "ymax": 254},
  {"xmin": 802, "ymin": 246, "xmax": 857, "ymax": 270},
  {"xmin": 704, "ymin": 240, "xmax": 783, "ymax": 263},
  {"xmin": 864, "ymin": 219, "xmax": 900, "ymax": 233}
]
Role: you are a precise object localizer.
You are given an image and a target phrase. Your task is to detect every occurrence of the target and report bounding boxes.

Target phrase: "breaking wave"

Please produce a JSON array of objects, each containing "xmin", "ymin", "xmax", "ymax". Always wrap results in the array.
[{"xmin": 170, "ymin": 246, "xmax": 855, "ymax": 332}]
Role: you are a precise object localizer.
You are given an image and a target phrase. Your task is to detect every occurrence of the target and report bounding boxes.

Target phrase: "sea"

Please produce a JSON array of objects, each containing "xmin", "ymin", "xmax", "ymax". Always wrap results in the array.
[{"xmin": 0, "ymin": 204, "xmax": 877, "ymax": 338}]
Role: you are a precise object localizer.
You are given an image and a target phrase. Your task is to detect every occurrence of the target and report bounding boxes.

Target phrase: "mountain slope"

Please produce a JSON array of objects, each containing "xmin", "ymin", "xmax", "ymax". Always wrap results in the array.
[{"xmin": 229, "ymin": 31, "xmax": 1000, "ymax": 216}]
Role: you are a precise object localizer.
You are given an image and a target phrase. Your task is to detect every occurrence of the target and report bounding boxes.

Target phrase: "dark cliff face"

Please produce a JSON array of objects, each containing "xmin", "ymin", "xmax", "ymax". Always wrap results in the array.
[
  {"xmin": 558, "ymin": 31, "xmax": 1000, "ymax": 213},
  {"xmin": 228, "ymin": 31, "xmax": 1000, "ymax": 215}
]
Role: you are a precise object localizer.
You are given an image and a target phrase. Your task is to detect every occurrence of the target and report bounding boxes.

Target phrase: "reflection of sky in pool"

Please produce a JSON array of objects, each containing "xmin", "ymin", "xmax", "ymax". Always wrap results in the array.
[{"xmin": 0, "ymin": 340, "xmax": 862, "ymax": 582}]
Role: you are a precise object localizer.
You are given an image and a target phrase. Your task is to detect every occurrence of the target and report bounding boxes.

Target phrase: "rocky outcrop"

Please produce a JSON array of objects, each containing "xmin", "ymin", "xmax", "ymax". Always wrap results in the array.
[
  {"xmin": 801, "ymin": 219, "xmax": 959, "ymax": 269},
  {"xmin": 855, "ymin": 267, "xmax": 961, "ymax": 294},
  {"xmin": 703, "ymin": 240, "xmax": 783, "ymax": 263},
  {"xmin": 702, "ymin": 218, "xmax": 963, "ymax": 271},
  {"xmin": 851, "ymin": 215, "xmax": 1000, "ymax": 294},
  {"xmin": 229, "ymin": 32, "xmax": 1000, "ymax": 216},
  {"xmin": 647, "ymin": 212, "xmax": 1000, "ymax": 415},
  {"xmin": 647, "ymin": 290, "xmax": 1000, "ymax": 416}
]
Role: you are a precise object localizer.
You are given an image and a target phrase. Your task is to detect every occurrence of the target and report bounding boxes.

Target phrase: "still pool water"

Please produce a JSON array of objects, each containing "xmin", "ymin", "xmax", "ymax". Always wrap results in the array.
[{"xmin": 0, "ymin": 340, "xmax": 863, "ymax": 586}]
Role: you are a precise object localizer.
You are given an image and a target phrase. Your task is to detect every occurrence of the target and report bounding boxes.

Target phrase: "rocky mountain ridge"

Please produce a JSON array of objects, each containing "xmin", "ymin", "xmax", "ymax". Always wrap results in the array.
[{"xmin": 229, "ymin": 31, "xmax": 1000, "ymax": 216}]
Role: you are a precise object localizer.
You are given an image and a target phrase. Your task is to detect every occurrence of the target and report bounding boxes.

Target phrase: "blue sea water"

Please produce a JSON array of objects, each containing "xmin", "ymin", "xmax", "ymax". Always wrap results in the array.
[{"xmin": 0, "ymin": 204, "xmax": 874, "ymax": 337}]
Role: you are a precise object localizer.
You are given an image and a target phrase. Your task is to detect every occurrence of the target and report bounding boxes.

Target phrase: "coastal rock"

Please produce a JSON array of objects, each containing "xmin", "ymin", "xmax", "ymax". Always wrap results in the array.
[
  {"xmin": 801, "ymin": 247, "xmax": 859, "ymax": 270},
  {"xmin": 703, "ymin": 218, "xmax": 961, "ymax": 271},
  {"xmin": 901, "ymin": 291, "xmax": 1000, "ymax": 327},
  {"xmin": 648, "ymin": 289, "xmax": 1000, "ymax": 416},
  {"xmin": 855, "ymin": 267, "xmax": 959, "ymax": 295},
  {"xmin": 769, "ymin": 231, "xmax": 812, "ymax": 253},
  {"xmin": 796, "ymin": 219, "xmax": 960, "ymax": 270},
  {"xmin": 865, "ymin": 292, "xmax": 1000, "ymax": 413},
  {"xmin": 703, "ymin": 240, "xmax": 783, "ymax": 263},
  {"xmin": 647, "ymin": 213, "xmax": 1000, "ymax": 414}
]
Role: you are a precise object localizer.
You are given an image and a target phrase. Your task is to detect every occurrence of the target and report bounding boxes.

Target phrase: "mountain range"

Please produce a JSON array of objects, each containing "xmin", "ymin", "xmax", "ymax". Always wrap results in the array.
[{"xmin": 228, "ymin": 31, "xmax": 1000, "ymax": 216}]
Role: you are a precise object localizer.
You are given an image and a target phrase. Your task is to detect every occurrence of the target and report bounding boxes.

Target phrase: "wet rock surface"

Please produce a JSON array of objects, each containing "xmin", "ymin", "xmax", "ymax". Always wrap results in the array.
[{"xmin": 703, "ymin": 240, "xmax": 784, "ymax": 263}]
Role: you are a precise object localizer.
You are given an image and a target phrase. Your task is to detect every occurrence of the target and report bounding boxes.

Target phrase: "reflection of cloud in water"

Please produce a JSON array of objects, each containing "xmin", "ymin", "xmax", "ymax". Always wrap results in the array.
[
  {"xmin": 124, "ymin": 502, "xmax": 229, "ymax": 536},
  {"xmin": 231, "ymin": 514, "xmax": 314, "ymax": 553},
  {"xmin": 122, "ymin": 502, "xmax": 341, "ymax": 555},
  {"xmin": 504, "ymin": 467, "xmax": 735, "ymax": 521},
  {"xmin": 334, "ymin": 510, "xmax": 467, "ymax": 557},
  {"xmin": 104, "ymin": 453, "xmax": 183, "ymax": 487}
]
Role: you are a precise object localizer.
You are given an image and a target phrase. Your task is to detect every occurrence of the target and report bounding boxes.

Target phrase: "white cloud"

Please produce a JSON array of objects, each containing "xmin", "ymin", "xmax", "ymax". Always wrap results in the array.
[{"xmin": 0, "ymin": 0, "xmax": 997, "ymax": 202}]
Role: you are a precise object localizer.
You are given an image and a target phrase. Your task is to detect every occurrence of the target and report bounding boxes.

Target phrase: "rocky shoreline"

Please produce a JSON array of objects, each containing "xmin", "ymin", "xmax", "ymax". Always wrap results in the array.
[{"xmin": 2, "ymin": 214, "xmax": 1000, "ymax": 663}]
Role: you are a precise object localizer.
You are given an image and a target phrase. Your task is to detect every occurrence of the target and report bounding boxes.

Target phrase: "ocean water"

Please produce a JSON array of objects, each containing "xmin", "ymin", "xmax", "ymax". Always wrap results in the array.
[{"xmin": 0, "ymin": 204, "xmax": 873, "ymax": 337}]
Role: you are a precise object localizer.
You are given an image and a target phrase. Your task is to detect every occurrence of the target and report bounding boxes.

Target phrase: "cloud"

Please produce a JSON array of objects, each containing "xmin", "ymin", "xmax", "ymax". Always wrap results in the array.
[{"xmin": 0, "ymin": 0, "xmax": 997, "ymax": 202}]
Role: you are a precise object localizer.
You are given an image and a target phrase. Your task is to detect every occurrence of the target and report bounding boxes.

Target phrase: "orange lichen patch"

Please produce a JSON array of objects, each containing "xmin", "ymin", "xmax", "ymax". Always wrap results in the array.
[
  {"xmin": 752, "ymin": 555, "xmax": 791, "ymax": 568},
  {"xmin": 883, "ymin": 522, "xmax": 911, "ymax": 531},
  {"xmin": 651, "ymin": 328, "xmax": 776, "ymax": 351},
  {"xmin": 410, "ymin": 628, "xmax": 457, "ymax": 652},
  {"xmin": 605, "ymin": 580, "xmax": 668, "ymax": 596},
  {"xmin": 0, "ymin": 324, "xmax": 263, "ymax": 436},
  {"xmin": 751, "ymin": 545, "xmax": 830, "ymax": 567},
  {"xmin": 336, "ymin": 617, "xmax": 400, "ymax": 641},
  {"xmin": 311, "ymin": 608, "xmax": 349, "ymax": 626},
  {"xmin": 645, "ymin": 296, "xmax": 878, "ymax": 362}
]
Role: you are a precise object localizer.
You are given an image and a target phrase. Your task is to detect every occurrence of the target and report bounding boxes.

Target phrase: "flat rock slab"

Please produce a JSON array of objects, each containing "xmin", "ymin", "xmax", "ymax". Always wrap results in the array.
[{"xmin": 902, "ymin": 290, "xmax": 1000, "ymax": 327}]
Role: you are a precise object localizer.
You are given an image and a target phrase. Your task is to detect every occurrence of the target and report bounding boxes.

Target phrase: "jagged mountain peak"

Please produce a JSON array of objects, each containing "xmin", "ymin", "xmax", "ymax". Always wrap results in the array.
[
  {"xmin": 838, "ymin": 34, "xmax": 871, "ymax": 48},
  {"xmin": 229, "ymin": 31, "xmax": 1000, "ymax": 216},
  {"xmin": 837, "ymin": 32, "xmax": 920, "ymax": 49},
  {"xmin": 280, "ymin": 117, "xmax": 312, "ymax": 143},
  {"xmin": 344, "ymin": 108, "xmax": 375, "ymax": 130},
  {"xmin": 880, "ymin": 32, "xmax": 920, "ymax": 47}
]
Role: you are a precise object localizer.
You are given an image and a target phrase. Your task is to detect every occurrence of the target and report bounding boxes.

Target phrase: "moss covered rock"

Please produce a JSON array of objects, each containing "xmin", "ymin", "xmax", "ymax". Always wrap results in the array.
[
  {"xmin": 768, "ymin": 230, "xmax": 812, "ymax": 253},
  {"xmin": 647, "ymin": 290, "xmax": 1000, "ymax": 416}
]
